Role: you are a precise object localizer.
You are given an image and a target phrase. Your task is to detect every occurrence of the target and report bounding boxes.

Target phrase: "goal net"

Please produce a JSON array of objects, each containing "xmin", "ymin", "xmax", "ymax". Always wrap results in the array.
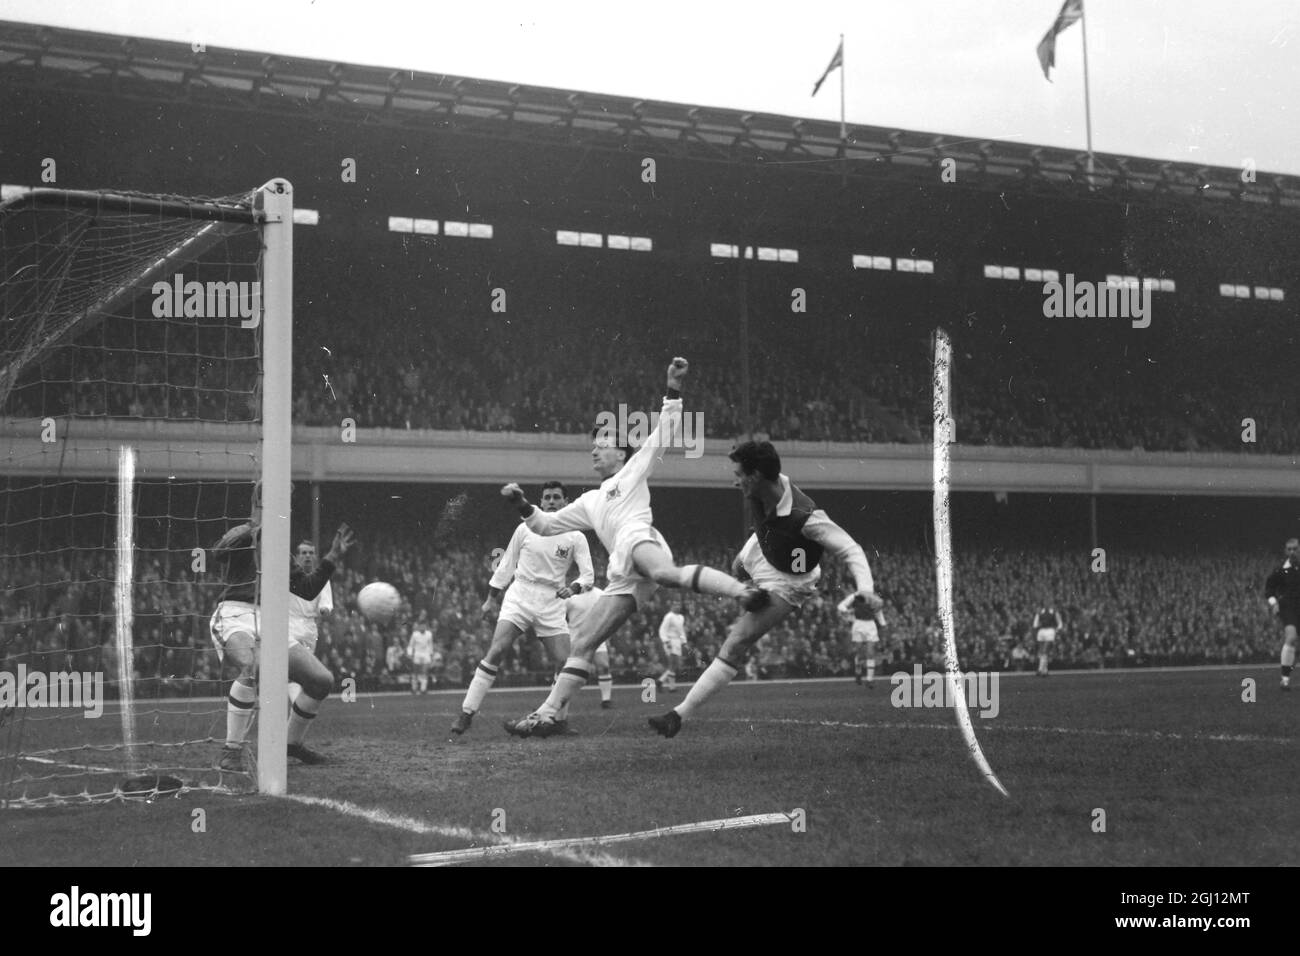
[{"xmin": 0, "ymin": 182, "xmax": 294, "ymax": 807}]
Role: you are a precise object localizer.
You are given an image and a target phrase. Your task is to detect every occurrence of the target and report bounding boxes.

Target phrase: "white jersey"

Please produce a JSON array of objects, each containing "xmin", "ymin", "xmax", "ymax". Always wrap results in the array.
[
  {"xmin": 659, "ymin": 611, "xmax": 686, "ymax": 643},
  {"xmin": 288, "ymin": 579, "xmax": 332, "ymax": 647},
  {"xmin": 407, "ymin": 626, "xmax": 435, "ymax": 662},
  {"xmin": 490, "ymin": 525, "xmax": 594, "ymax": 593},
  {"xmin": 521, "ymin": 397, "xmax": 681, "ymax": 554}
]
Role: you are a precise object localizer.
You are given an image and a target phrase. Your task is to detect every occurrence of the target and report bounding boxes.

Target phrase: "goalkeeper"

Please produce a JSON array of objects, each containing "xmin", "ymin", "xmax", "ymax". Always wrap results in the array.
[{"xmin": 208, "ymin": 498, "xmax": 354, "ymax": 771}]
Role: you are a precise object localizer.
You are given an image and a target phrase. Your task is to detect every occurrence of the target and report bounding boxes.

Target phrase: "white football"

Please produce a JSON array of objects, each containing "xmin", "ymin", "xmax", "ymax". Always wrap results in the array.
[{"xmin": 357, "ymin": 581, "xmax": 402, "ymax": 623}]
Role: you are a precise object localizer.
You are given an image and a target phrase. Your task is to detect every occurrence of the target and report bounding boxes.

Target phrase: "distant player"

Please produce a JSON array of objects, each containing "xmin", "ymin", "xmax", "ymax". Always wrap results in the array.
[
  {"xmin": 209, "ymin": 502, "xmax": 354, "ymax": 771},
  {"xmin": 657, "ymin": 602, "xmax": 686, "ymax": 692},
  {"xmin": 287, "ymin": 540, "xmax": 333, "ymax": 705},
  {"xmin": 839, "ymin": 588, "xmax": 886, "ymax": 686},
  {"xmin": 501, "ymin": 358, "xmax": 771, "ymax": 738},
  {"xmin": 407, "ymin": 612, "xmax": 436, "ymax": 694},
  {"xmin": 647, "ymin": 440, "xmax": 881, "ymax": 737},
  {"xmin": 450, "ymin": 481, "xmax": 594, "ymax": 736},
  {"xmin": 1266, "ymin": 537, "xmax": 1300, "ymax": 690},
  {"xmin": 1033, "ymin": 606, "xmax": 1061, "ymax": 677}
]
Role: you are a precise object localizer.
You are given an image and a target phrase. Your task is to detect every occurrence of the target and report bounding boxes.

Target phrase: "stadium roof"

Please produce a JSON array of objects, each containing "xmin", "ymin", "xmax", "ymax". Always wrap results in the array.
[{"xmin": 2, "ymin": 19, "xmax": 1298, "ymax": 211}]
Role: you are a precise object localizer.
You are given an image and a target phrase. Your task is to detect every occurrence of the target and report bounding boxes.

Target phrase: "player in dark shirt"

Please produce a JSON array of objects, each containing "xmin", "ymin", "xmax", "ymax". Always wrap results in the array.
[
  {"xmin": 649, "ymin": 440, "xmax": 882, "ymax": 737},
  {"xmin": 210, "ymin": 516, "xmax": 354, "ymax": 771},
  {"xmin": 1265, "ymin": 537, "xmax": 1300, "ymax": 690},
  {"xmin": 1032, "ymin": 607, "xmax": 1062, "ymax": 677}
]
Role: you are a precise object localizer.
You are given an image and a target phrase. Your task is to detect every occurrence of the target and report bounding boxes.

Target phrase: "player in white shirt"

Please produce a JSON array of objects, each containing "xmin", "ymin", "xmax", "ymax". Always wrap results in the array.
[
  {"xmin": 501, "ymin": 358, "xmax": 770, "ymax": 738},
  {"xmin": 657, "ymin": 602, "xmax": 687, "ymax": 691},
  {"xmin": 450, "ymin": 481, "xmax": 594, "ymax": 736},
  {"xmin": 838, "ymin": 589, "xmax": 886, "ymax": 686},
  {"xmin": 287, "ymin": 540, "xmax": 333, "ymax": 706},
  {"xmin": 407, "ymin": 612, "xmax": 436, "ymax": 694}
]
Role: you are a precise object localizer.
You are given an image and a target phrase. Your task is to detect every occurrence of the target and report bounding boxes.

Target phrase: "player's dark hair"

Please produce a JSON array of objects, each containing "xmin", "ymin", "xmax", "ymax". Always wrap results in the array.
[
  {"xmin": 541, "ymin": 480, "xmax": 568, "ymax": 498},
  {"xmin": 591, "ymin": 426, "xmax": 634, "ymax": 462},
  {"xmin": 729, "ymin": 440, "xmax": 781, "ymax": 481}
]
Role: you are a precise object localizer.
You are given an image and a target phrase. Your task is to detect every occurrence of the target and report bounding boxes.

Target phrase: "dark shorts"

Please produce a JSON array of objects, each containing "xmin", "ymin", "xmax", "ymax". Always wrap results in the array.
[{"xmin": 1281, "ymin": 604, "xmax": 1299, "ymax": 629}]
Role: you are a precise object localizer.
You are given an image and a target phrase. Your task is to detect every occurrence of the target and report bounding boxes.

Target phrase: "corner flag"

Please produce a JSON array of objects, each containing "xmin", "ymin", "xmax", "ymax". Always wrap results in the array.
[{"xmin": 812, "ymin": 39, "xmax": 843, "ymax": 96}]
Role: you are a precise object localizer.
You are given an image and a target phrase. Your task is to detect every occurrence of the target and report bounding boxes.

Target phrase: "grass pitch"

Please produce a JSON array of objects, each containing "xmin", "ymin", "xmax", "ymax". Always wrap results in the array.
[{"xmin": 3, "ymin": 667, "xmax": 1295, "ymax": 866}]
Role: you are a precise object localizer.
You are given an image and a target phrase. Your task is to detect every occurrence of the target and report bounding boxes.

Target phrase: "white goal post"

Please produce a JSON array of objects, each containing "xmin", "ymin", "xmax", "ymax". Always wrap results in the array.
[{"xmin": 0, "ymin": 179, "xmax": 293, "ymax": 802}]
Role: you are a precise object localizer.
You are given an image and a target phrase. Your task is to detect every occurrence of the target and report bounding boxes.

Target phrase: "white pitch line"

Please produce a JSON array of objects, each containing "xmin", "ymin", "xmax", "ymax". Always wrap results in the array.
[
  {"xmin": 282, "ymin": 793, "xmax": 646, "ymax": 868},
  {"xmin": 408, "ymin": 812, "xmax": 793, "ymax": 867},
  {"xmin": 712, "ymin": 716, "xmax": 1297, "ymax": 746}
]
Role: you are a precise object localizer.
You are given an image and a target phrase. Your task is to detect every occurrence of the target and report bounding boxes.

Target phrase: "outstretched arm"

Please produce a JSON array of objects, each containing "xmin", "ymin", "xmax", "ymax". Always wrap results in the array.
[
  {"xmin": 502, "ymin": 484, "xmax": 594, "ymax": 536},
  {"xmin": 620, "ymin": 358, "xmax": 689, "ymax": 485},
  {"xmin": 802, "ymin": 511, "xmax": 879, "ymax": 605}
]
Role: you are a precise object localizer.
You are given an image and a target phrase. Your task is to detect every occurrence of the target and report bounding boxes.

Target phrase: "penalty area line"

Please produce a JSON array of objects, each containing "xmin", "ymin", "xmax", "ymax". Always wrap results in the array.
[
  {"xmin": 407, "ymin": 811, "xmax": 794, "ymax": 867},
  {"xmin": 283, "ymin": 793, "xmax": 645, "ymax": 867}
]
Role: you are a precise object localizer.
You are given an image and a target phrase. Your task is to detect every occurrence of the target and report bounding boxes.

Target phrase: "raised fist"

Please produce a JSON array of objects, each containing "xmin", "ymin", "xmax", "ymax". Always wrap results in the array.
[
  {"xmin": 500, "ymin": 483, "xmax": 525, "ymax": 505},
  {"xmin": 666, "ymin": 356, "xmax": 689, "ymax": 390}
]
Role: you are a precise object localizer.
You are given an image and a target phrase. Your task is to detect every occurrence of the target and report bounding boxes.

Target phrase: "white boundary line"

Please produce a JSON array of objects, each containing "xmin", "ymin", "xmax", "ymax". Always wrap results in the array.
[
  {"xmin": 407, "ymin": 812, "xmax": 793, "ymax": 867},
  {"xmin": 282, "ymin": 793, "xmax": 647, "ymax": 867},
  {"xmin": 708, "ymin": 716, "xmax": 1297, "ymax": 746}
]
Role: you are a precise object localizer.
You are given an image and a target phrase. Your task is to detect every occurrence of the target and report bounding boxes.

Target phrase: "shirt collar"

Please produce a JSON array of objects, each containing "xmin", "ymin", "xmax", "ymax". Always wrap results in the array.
[{"xmin": 775, "ymin": 474, "xmax": 793, "ymax": 517}]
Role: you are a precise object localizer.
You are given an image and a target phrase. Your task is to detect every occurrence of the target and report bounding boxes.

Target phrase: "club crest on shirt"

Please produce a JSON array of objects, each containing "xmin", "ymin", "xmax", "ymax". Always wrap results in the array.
[
  {"xmin": 605, "ymin": 484, "xmax": 621, "ymax": 501},
  {"xmin": 555, "ymin": 545, "xmax": 571, "ymax": 559}
]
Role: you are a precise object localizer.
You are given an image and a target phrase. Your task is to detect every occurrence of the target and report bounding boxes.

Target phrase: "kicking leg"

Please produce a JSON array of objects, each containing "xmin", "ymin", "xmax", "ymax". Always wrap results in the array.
[
  {"xmin": 631, "ymin": 541, "xmax": 767, "ymax": 609},
  {"xmin": 651, "ymin": 597, "xmax": 797, "ymax": 737}
]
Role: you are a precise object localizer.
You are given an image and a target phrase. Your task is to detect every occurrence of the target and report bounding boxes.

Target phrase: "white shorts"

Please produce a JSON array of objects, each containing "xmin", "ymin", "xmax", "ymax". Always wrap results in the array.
[
  {"xmin": 1036, "ymin": 628, "xmax": 1057, "ymax": 643},
  {"xmin": 738, "ymin": 537, "xmax": 821, "ymax": 609},
  {"xmin": 498, "ymin": 579, "xmax": 569, "ymax": 639},
  {"xmin": 411, "ymin": 655, "xmax": 433, "ymax": 669},
  {"xmin": 604, "ymin": 523, "xmax": 671, "ymax": 610},
  {"xmin": 288, "ymin": 620, "xmax": 319, "ymax": 653},
  {"xmin": 660, "ymin": 636, "xmax": 684, "ymax": 657},
  {"xmin": 851, "ymin": 620, "xmax": 879, "ymax": 644},
  {"xmin": 210, "ymin": 601, "xmax": 259, "ymax": 662}
]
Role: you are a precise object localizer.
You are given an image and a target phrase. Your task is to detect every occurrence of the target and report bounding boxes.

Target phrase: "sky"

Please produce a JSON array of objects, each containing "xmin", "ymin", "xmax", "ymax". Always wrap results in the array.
[{"xmin": 3, "ymin": 0, "xmax": 1298, "ymax": 174}]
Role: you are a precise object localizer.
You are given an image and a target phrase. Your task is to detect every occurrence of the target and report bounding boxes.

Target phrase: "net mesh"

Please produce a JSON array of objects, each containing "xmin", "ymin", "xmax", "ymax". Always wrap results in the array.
[{"xmin": 0, "ymin": 188, "xmax": 268, "ymax": 807}]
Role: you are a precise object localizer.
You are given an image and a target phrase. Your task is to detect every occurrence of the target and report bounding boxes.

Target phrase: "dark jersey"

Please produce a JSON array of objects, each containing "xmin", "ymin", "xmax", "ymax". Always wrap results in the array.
[
  {"xmin": 1033, "ymin": 609, "xmax": 1060, "ymax": 630},
  {"xmin": 1265, "ymin": 561, "xmax": 1300, "ymax": 610},
  {"xmin": 213, "ymin": 523, "xmax": 258, "ymax": 604},
  {"xmin": 748, "ymin": 480, "xmax": 824, "ymax": 574},
  {"xmin": 212, "ymin": 522, "xmax": 335, "ymax": 604}
]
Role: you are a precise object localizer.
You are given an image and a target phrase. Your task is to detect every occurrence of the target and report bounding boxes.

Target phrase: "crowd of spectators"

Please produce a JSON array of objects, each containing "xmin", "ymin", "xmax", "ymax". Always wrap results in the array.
[
  {"xmin": 0, "ymin": 530, "xmax": 1283, "ymax": 700},
  {"xmin": 6, "ymin": 267, "xmax": 1297, "ymax": 454}
]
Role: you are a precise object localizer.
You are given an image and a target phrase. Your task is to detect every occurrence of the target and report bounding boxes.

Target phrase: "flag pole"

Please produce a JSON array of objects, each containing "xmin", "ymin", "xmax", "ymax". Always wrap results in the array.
[
  {"xmin": 839, "ymin": 33, "xmax": 846, "ymax": 143},
  {"xmin": 1079, "ymin": 4, "xmax": 1095, "ymax": 186},
  {"xmin": 839, "ymin": 33, "xmax": 847, "ymax": 187}
]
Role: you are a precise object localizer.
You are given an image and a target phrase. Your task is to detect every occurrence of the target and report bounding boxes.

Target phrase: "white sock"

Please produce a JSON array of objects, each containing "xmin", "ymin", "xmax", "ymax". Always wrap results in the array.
[
  {"xmin": 679, "ymin": 564, "xmax": 746, "ymax": 599},
  {"xmin": 674, "ymin": 658, "xmax": 738, "ymax": 719},
  {"xmin": 225, "ymin": 680, "xmax": 257, "ymax": 746},
  {"xmin": 462, "ymin": 661, "xmax": 499, "ymax": 714},
  {"xmin": 599, "ymin": 675, "xmax": 613, "ymax": 702},
  {"xmin": 288, "ymin": 693, "xmax": 322, "ymax": 746},
  {"xmin": 537, "ymin": 658, "xmax": 590, "ymax": 719},
  {"xmin": 1282, "ymin": 645, "xmax": 1296, "ymax": 668}
]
